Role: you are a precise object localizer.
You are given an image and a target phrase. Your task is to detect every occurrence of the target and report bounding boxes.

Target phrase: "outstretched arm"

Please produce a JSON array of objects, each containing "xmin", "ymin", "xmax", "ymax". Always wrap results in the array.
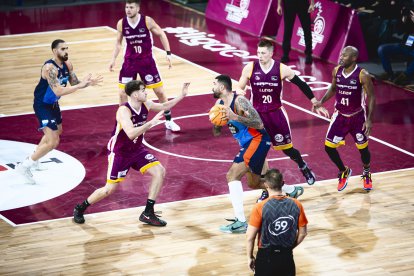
[
  {"xmin": 145, "ymin": 83, "xmax": 189, "ymax": 112},
  {"xmin": 117, "ymin": 107, "xmax": 164, "ymax": 140},
  {"xmin": 225, "ymin": 96, "xmax": 264, "ymax": 129},
  {"xmin": 361, "ymin": 69, "xmax": 375, "ymax": 136},
  {"xmin": 281, "ymin": 63, "xmax": 329, "ymax": 117},
  {"xmin": 147, "ymin": 17, "xmax": 172, "ymax": 69}
]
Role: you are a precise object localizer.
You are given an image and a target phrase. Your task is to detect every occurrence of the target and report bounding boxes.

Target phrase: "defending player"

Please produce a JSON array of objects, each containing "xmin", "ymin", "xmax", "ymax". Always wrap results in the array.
[
  {"xmin": 73, "ymin": 80, "xmax": 189, "ymax": 226},
  {"xmin": 319, "ymin": 46, "xmax": 375, "ymax": 191}
]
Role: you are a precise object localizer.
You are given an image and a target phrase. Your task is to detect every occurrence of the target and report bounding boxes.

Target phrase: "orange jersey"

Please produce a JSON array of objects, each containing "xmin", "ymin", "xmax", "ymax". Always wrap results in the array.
[{"xmin": 249, "ymin": 195, "xmax": 308, "ymax": 248}]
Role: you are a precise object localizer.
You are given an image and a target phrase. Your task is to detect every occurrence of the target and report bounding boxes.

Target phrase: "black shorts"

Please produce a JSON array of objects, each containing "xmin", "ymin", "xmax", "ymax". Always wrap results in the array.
[{"xmin": 255, "ymin": 247, "xmax": 295, "ymax": 276}]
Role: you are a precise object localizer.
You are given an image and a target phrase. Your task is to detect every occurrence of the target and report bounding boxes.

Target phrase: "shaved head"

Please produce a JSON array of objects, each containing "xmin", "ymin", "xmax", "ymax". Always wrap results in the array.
[{"xmin": 343, "ymin": 46, "xmax": 359, "ymax": 58}]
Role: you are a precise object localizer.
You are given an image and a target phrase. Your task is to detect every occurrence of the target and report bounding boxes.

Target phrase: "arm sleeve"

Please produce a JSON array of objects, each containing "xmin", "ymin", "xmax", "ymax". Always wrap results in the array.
[{"xmin": 289, "ymin": 75, "xmax": 314, "ymax": 100}]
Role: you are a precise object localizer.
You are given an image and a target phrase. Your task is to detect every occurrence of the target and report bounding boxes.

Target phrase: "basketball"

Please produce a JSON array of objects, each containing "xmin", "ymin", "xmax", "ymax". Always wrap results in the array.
[{"xmin": 209, "ymin": 104, "xmax": 228, "ymax": 126}]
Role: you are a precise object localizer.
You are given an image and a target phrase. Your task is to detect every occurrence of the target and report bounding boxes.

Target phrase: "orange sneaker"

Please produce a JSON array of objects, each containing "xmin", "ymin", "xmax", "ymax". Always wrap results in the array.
[
  {"xmin": 362, "ymin": 172, "xmax": 372, "ymax": 191},
  {"xmin": 337, "ymin": 167, "xmax": 352, "ymax": 191}
]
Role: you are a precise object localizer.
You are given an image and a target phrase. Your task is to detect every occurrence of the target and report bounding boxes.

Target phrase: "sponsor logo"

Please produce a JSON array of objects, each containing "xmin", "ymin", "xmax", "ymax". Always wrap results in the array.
[
  {"xmin": 255, "ymin": 75, "xmax": 260, "ymax": 80},
  {"xmin": 271, "ymin": 76, "xmax": 278, "ymax": 81},
  {"xmin": 139, "ymin": 28, "xmax": 145, "ymax": 33},
  {"xmin": 224, "ymin": 0, "xmax": 250, "ymax": 24},
  {"xmin": 145, "ymin": 75, "xmax": 154, "ymax": 82},
  {"xmin": 333, "ymin": 135, "xmax": 343, "ymax": 143},
  {"xmin": 356, "ymin": 133, "xmax": 364, "ymax": 142},
  {"xmin": 163, "ymin": 27, "xmax": 331, "ymax": 91},
  {"xmin": 297, "ymin": 1, "xmax": 325, "ymax": 49},
  {"xmin": 275, "ymin": 134, "xmax": 283, "ymax": 143},
  {"xmin": 350, "ymin": 79, "xmax": 357, "ymax": 85},
  {"xmin": 122, "ymin": 77, "xmax": 133, "ymax": 83},
  {"xmin": 126, "ymin": 30, "xmax": 130, "ymax": 35},
  {"xmin": 145, "ymin": 154, "xmax": 155, "ymax": 160},
  {"xmin": 117, "ymin": 169, "xmax": 128, "ymax": 178}
]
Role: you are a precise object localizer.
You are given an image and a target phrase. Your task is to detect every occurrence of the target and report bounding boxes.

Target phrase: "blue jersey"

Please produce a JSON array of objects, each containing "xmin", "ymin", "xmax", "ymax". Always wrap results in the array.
[
  {"xmin": 34, "ymin": 59, "xmax": 70, "ymax": 104},
  {"xmin": 220, "ymin": 94, "xmax": 268, "ymax": 147}
]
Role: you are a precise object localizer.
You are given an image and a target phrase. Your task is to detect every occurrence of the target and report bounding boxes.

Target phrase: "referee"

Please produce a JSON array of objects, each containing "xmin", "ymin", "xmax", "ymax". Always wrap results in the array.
[{"xmin": 246, "ymin": 169, "xmax": 308, "ymax": 276}]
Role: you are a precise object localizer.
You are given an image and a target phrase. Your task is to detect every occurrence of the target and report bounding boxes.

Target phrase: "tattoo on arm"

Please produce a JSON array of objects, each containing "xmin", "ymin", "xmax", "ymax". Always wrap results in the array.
[
  {"xmin": 234, "ymin": 97, "xmax": 263, "ymax": 129},
  {"xmin": 69, "ymin": 72, "xmax": 80, "ymax": 85},
  {"xmin": 47, "ymin": 67, "xmax": 59, "ymax": 90}
]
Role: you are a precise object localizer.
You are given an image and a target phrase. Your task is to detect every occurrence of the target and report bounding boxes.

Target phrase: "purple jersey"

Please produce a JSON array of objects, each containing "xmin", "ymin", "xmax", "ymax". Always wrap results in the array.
[
  {"xmin": 107, "ymin": 102, "xmax": 148, "ymax": 154},
  {"xmin": 335, "ymin": 66, "xmax": 365, "ymax": 115},
  {"xmin": 122, "ymin": 15, "xmax": 153, "ymax": 60},
  {"xmin": 250, "ymin": 60, "xmax": 282, "ymax": 112}
]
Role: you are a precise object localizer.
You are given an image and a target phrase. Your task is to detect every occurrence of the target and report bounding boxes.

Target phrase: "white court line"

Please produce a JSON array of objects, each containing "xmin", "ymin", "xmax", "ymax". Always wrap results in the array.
[
  {"xmin": 3, "ymin": 166, "xmax": 413, "ymax": 227},
  {"xmin": 1, "ymin": 27, "xmax": 413, "ymax": 158},
  {"xmin": 0, "ymin": 37, "xmax": 115, "ymax": 51},
  {"xmin": 0, "ymin": 26, "xmax": 110, "ymax": 38}
]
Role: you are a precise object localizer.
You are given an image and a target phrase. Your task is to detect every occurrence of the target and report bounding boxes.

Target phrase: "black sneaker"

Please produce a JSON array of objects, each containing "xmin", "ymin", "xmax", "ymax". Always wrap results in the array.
[
  {"xmin": 301, "ymin": 164, "xmax": 316, "ymax": 185},
  {"xmin": 257, "ymin": 190, "xmax": 269, "ymax": 203},
  {"xmin": 139, "ymin": 211, "xmax": 167, "ymax": 227},
  {"xmin": 73, "ymin": 204, "xmax": 85, "ymax": 224}
]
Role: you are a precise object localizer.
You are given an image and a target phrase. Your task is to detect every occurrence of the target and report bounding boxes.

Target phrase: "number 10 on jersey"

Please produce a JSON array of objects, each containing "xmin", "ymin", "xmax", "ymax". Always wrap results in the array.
[{"xmin": 134, "ymin": 46, "xmax": 142, "ymax": 54}]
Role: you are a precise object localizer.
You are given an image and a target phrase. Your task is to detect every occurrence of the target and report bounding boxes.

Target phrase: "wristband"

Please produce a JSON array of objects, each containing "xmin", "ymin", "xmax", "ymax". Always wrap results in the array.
[{"xmin": 166, "ymin": 51, "xmax": 171, "ymax": 55}]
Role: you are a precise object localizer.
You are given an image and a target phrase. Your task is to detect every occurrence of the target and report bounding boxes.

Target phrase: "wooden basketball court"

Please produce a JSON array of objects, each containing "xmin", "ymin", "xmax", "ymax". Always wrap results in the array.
[{"xmin": 1, "ymin": 5, "xmax": 414, "ymax": 275}]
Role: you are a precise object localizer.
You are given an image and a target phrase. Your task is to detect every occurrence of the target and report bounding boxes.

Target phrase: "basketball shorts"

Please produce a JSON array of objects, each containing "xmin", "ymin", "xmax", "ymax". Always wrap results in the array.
[
  {"xmin": 325, "ymin": 110, "xmax": 368, "ymax": 149},
  {"xmin": 118, "ymin": 56, "xmax": 163, "ymax": 90},
  {"xmin": 33, "ymin": 101, "xmax": 62, "ymax": 131},
  {"xmin": 107, "ymin": 147, "xmax": 160, "ymax": 184},
  {"xmin": 234, "ymin": 133, "xmax": 271, "ymax": 175},
  {"xmin": 259, "ymin": 107, "xmax": 293, "ymax": 150}
]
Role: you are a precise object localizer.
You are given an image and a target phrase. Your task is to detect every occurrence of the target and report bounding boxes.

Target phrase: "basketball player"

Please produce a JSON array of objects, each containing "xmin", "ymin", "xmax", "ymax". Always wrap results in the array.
[
  {"xmin": 109, "ymin": 0, "xmax": 180, "ymax": 132},
  {"xmin": 237, "ymin": 39, "xmax": 329, "ymax": 201},
  {"xmin": 16, "ymin": 39, "xmax": 103, "ymax": 184},
  {"xmin": 212, "ymin": 75, "xmax": 303, "ymax": 234},
  {"xmin": 319, "ymin": 46, "xmax": 375, "ymax": 191},
  {"xmin": 73, "ymin": 80, "xmax": 190, "ymax": 226}
]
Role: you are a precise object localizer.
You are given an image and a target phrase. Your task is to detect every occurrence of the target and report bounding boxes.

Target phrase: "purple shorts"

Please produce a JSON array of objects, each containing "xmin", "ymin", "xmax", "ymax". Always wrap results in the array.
[
  {"xmin": 119, "ymin": 56, "xmax": 163, "ymax": 89},
  {"xmin": 325, "ymin": 110, "xmax": 368, "ymax": 149},
  {"xmin": 259, "ymin": 107, "xmax": 293, "ymax": 150},
  {"xmin": 107, "ymin": 147, "xmax": 160, "ymax": 183}
]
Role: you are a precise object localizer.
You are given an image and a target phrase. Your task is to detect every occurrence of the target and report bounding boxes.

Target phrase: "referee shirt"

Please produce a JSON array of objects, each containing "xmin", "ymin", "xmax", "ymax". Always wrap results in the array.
[{"xmin": 249, "ymin": 195, "xmax": 308, "ymax": 248}]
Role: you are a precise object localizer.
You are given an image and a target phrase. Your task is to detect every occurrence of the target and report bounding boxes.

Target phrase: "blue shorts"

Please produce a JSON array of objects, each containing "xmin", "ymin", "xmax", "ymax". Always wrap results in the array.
[
  {"xmin": 33, "ymin": 101, "xmax": 62, "ymax": 131},
  {"xmin": 234, "ymin": 133, "xmax": 271, "ymax": 175}
]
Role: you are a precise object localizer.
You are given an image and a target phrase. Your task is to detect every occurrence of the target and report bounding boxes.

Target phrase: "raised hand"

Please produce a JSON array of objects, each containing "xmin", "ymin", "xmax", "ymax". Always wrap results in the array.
[
  {"xmin": 181, "ymin": 82, "xmax": 190, "ymax": 97},
  {"xmin": 89, "ymin": 74, "xmax": 103, "ymax": 86},
  {"xmin": 150, "ymin": 111, "xmax": 164, "ymax": 127}
]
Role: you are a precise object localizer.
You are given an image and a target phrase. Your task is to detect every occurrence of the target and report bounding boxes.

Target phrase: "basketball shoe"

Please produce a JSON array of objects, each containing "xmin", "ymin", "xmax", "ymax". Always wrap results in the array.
[
  {"xmin": 286, "ymin": 186, "xmax": 304, "ymax": 199},
  {"xmin": 219, "ymin": 218, "xmax": 247, "ymax": 234},
  {"xmin": 300, "ymin": 163, "xmax": 316, "ymax": 185},
  {"xmin": 257, "ymin": 190, "xmax": 269, "ymax": 202},
  {"xmin": 139, "ymin": 211, "xmax": 167, "ymax": 226},
  {"xmin": 73, "ymin": 204, "xmax": 86, "ymax": 224},
  {"xmin": 32, "ymin": 160, "xmax": 47, "ymax": 171},
  {"xmin": 15, "ymin": 163, "xmax": 35, "ymax": 184},
  {"xmin": 338, "ymin": 167, "xmax": 352, "ymax": 191},
  {"xmin": 165, "ymin": 119, "xmax": 180, "ymax": 132},
  {"xmin": 362, "ymin": 172, "xmax": 372, "ymax": 191}
]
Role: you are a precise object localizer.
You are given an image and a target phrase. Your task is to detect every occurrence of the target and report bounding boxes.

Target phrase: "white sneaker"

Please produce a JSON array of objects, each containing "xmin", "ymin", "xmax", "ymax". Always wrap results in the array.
[
  {"xmin": 165, "ymin": 119, "xmax": 180, "ymax": 132},
  {"xmin": 16, "ymin": 164, "xmax": 36, "ymax": 184},
  {"xmin": 32, "ymin": 160, "xmax": 47, "ymax": 171}
]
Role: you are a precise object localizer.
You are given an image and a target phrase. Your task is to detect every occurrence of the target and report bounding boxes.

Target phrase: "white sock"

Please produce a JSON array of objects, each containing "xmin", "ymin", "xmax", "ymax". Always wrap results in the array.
[
  {"xmin": 282, "ymin": 185, "xmax": 295, "ymax": 194},
  {"xmin": 22, "ymin": 156, "xmax": 35, "ymax": 168},
  {"xmin": 228, "ymin": 180, "xmax": 246, "ymax": 222}
]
